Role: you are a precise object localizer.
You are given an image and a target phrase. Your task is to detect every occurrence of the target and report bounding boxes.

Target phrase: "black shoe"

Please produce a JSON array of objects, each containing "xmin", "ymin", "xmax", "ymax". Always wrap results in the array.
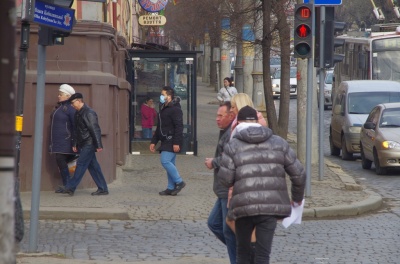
[
  {"xmin": 171, "ymin": 181, "xmax": 186, "ymax": 196},
  {"xmin": 60, "ymin": 187, "xmax": 74, "ymax": 196},
  {"xmin": 159, "ymin": 189, "xmax": 175, "ymax": 196},
  {"xmin": 55, "ymin": 186, "xmax": 65, "ymax": 193},
  {"xmin": 91, "ymin": 190, "xmax": 109, "ymax": 196}
]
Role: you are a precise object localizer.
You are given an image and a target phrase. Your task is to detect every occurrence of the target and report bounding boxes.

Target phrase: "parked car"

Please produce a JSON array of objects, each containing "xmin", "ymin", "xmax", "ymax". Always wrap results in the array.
[
  {"xmin": 317, "ymin": 70, "xmax": 333, "ymax": 110},
  {"xmin": 330, "ymin": 80, "xmax": 400, "ymax": 160},
  {"xmin": 271, "ymin": 67, "xmax": 297, "ymax": 98},
  {"xmin": 360, "ymin": 103, "xmax": 400, "ymax": 175}
]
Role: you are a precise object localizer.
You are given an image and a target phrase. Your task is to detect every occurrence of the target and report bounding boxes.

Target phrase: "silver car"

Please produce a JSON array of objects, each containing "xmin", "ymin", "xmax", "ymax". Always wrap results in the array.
[{"xmin": 330, "ymin": 80, "xmax": 400, "ymax": 160}]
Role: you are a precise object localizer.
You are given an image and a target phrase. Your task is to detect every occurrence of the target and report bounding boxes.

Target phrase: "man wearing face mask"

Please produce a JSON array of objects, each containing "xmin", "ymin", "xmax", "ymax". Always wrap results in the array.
[{"xmin": 150, "ymin": 86, "xmax": 186, "ymax": 196}]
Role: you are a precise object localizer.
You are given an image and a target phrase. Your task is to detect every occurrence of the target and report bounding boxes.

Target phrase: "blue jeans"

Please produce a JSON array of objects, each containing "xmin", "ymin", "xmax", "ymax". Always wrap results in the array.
[
  {"xmin": 142, "ymin": 128, "xmax": 153, "ymax": 139},
  {"xmin": 235, "ymin": 215, "xmax": 277, "ymax": 264},
  {"xmin": 160, "ymin": 151, "xmax": 183, "ymax": 190},
  {"xmin": 66, "ymin": 145, "xmax": 108, "ymax": 192},
  {"xmin": 208, "ymin": 198, "xmax": 236, "ymax": 264}
]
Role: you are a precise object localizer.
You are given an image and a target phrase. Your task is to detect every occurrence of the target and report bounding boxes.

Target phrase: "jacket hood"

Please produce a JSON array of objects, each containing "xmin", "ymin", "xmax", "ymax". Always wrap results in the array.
[{"xmin": 233, "ymin": 123, "xmax": 272, "ymax": 144}]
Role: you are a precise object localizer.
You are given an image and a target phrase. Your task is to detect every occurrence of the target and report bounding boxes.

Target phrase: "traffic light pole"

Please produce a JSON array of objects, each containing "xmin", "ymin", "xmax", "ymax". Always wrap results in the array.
[
  {"xmin": 305, "ymin": 2, "xmax": 315, "ymax": 197},
  {"xmin": 318, "ymin": 7, "xmax": 325, "ymax": 181}
]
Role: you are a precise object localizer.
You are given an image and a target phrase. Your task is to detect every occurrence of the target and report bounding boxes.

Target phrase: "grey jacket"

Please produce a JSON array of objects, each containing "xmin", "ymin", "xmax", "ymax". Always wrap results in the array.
[
  {"xmin": 218, "ymin": 124, "xmax": 306, "ymax": 220},
  {"xmin": 211, "ymin": 125, "xmax": 232, "ymax": 198}
]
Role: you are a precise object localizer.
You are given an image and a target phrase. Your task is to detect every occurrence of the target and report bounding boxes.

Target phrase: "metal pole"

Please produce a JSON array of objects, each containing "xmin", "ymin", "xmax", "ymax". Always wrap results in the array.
[
  {"xmin": 305, "ymin": 2, "xmax": 315, "ymax": 197},
  {"xmin": 16, "ymin": 20, "xmax": 30, "ymax": 182},
  {"xmin": 318, "ymin": 6, "xmax": 325, "ymax": 181},
  {"xmin": 29, "ymin": 44, "xmax": 47, "ymax": 252}
]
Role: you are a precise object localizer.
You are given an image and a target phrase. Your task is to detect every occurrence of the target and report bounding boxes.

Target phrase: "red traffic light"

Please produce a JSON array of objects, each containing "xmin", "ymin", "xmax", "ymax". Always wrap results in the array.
[
  {"xmin": 296, "ymin": 24, "xmax": 311, "ymax": 38},
  {"xmin": 295, "ymin": 6, "xmax": 311, "ymax": 20}
]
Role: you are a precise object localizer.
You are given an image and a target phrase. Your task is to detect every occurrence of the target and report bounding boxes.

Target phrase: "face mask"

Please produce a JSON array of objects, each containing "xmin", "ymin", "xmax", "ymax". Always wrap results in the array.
[{"xmin": 160, "ymin": 94, "xmax": 166, "ymax": 104}]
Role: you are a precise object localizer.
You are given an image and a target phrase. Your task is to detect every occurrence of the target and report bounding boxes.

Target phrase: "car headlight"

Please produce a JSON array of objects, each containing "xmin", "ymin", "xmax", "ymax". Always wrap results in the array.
[
  {"xmin": 382, "ymin": 141, "xmax": 400, "ymax": 149},
  {"xmin": 348, "ymin": 126, "xmax": 361, "ymax": 133},
  {"xmin": 272, "ymin": 84, "xmax": 279, "ymax": 88}
]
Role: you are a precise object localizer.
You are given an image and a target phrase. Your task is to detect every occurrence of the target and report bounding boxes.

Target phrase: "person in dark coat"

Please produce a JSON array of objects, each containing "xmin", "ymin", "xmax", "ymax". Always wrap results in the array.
[
  {"xmin": 49, "ymin": 84, "xmax": 77, "ymax": 193},
  {"xmin": 150, "ymin": 86, "xmax": 186, "ymax": 196},
  {"xmin": 60, "ymin": 93, "xmax": 108, "ymax": 196},
  {"xmin": 218, "ymin": 106, "xmax": 306, "ymax": 264}
]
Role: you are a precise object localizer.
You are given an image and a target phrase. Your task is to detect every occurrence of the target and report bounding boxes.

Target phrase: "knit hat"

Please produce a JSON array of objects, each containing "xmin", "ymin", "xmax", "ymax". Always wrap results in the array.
[
  {"xmin": 68, "ymin": 93, "xmax": 83, "ymax": 102},
  {"xmin": 237, "ymin": 105, "xmax": 258, "ymax": 121},
  {"xmin": 59, "ymin": 84, "xmax": 75, "ymax": 95}
]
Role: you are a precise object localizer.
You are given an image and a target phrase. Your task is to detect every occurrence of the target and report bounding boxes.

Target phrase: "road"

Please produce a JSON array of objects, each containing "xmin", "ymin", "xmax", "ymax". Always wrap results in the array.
[{"xmin": 18, "ymin": 98, "xmax": 400, "ymax": 263}]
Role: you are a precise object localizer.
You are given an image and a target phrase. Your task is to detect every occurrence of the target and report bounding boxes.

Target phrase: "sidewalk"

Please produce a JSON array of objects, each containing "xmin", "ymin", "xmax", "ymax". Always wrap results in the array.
[{"xmin": 17, "ymin": 78, "xmax": 382, "ymax": 264}]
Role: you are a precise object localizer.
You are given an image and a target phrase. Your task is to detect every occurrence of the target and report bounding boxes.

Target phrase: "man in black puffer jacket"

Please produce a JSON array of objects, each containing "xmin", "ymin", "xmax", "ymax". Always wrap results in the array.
[
  {"xmin": 218, "ymin": 106, "xmax": 306, "ymax": 264},
  {"xmin": 61, "ymin": 93, "xmax": 108, "ymax": 196},
  {"xmin": 150, "ymin": 86, "xmax": 186, "ymax": 196}
]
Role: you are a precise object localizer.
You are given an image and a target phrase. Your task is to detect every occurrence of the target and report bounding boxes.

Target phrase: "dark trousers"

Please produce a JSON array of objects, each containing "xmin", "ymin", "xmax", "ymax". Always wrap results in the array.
[
  {"xmin": 235, "ymin": 215, "xmax": 277, "ymax": 264},
  {"xmin": 65, "ymin": 145, "xmax": 108, "ymax": 192},
  {"xmin": 55, "ymin": 153, "xmax": 75, "ymax": 170}
]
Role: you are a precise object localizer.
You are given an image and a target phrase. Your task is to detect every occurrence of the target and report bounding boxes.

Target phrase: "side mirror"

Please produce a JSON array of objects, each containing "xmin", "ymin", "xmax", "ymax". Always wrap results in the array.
[
  {"xmin": 333, "ymin": 105, "xmax": 342, "ymax": 115},
  {"xmin": 363, "ymin": 122, "xmax": 375, "ymax": 130}
]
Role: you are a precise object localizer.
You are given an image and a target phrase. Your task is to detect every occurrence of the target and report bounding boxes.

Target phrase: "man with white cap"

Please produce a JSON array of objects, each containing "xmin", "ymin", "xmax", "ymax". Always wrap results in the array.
[{"xmin": 50, "ymin": 84, "xmax": 77, "ymax": 193}]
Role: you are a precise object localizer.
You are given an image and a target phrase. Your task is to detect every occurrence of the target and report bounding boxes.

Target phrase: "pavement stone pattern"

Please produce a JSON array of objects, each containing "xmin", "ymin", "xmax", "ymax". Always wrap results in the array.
[{"xmin": 16, "ymin": 79, "xmax": 388, "ymax": 264}]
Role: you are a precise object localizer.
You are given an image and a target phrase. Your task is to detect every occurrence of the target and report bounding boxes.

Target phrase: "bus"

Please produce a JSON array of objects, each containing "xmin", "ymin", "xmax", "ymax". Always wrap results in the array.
[{"xmin": 333, "ymin": 24, "xmax": 400, "ymax": 93}]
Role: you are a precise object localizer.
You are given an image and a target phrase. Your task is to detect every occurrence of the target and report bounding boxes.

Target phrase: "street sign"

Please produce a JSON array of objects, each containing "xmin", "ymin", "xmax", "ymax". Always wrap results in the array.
[
  {"xmin": 303, "ymin": 0, "xmax": 342, "ymax": 5},
  {"xmin": 34, "ymin": 0, "xmax": 75, "ymax": 32}
]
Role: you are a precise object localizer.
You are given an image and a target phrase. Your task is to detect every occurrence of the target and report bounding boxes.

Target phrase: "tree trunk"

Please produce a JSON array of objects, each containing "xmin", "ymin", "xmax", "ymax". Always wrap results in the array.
[{"xmin": 274, "ymin": 0, "xmax": 291, "ymax": 139}]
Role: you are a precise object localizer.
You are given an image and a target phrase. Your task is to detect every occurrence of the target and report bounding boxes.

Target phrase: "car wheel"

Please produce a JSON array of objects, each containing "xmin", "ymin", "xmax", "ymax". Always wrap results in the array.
[
  {"xmin": 373, "ymin": 149, "xmax": 387, "ymax": 175},
  {"xmin": 330, "ymin": 133, "xmax": 340, "ymax": 156},
  {"xmin": 341, "ymin": 136, "xmax": 353, "ymax": 160},
  {"xmin": 360, "ymin": 144, "xmax": 372, "ymax": 170}
]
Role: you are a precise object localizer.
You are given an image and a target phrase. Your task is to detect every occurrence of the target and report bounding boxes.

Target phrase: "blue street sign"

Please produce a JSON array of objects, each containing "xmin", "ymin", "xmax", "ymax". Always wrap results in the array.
[
  {"xmin": 304, "ymin": 0, "xmax": 342, "ymax": 5},
  {"xmin": 34, "ymin": 0, "xmax": 75, "ymax": 31}
]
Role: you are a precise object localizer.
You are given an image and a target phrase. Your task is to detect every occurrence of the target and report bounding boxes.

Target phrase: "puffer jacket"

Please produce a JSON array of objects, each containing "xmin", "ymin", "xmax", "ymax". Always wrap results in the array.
[
  {"xmin": 151, "ymin": 97, "xmax": 183, "ymax": 152},
  {"xmin": 73, "ymin": 104, "xmax": 103, "ymax": 149},
  {"xmin": 218, "ymin": 123, "xmax": 306, "ymax": 220},
  {"xmin": 49, "ymin": 100, "xmax": 76, "ymax": 154}
]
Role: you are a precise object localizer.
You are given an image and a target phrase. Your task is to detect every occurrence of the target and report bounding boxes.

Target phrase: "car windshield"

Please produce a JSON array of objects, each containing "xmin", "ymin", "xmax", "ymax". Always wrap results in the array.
[
  {"xmin": 348, "ymin": 92, "xmax": 400, "ymax": 114},
  {"xmin": 380, "ymin": 108, "xmax": 400, "ymax": 127},
  {"xmin": 325, "ymin": 73, "xmax": 333, "ymax": 84},
  {"xmin": 273, "ymin": 68, "xmax": 297, "ymax": 79},
  {"xmin": 270, "ymin": 57, "xmax": 281, "ymax": 66}
]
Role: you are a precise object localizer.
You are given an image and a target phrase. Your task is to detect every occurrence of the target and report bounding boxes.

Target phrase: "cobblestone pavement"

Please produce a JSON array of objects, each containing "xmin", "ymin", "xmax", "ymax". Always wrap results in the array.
[{"xmin": 17, "ymin": 79, "xmax": 396, "ymax": 264}]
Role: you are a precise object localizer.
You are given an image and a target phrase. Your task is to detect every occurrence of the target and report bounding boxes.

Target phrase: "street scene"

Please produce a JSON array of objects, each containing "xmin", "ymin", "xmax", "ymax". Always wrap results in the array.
[
  {"xmin": 2, "ymin": 0, "xmax": 400, "ymax": 264},
  {"xmin": 17, "ymin": 80, "xmax": 400, "ymax": 264}
]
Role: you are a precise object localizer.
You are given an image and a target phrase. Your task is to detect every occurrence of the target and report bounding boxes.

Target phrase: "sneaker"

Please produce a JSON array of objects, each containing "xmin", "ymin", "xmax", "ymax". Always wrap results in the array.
[
  {"xmin": 55, "ymin": 186, "xmax": 65, "ymax": 193},
  {"xmin": 60, "ymin": 187, "xmax": 74, "ymax": 196},
  {"xmin": 159, "ymin": 189, "xmax": 175, "ymax": 196},
  {"xmin": 171, "ymin": 181, "xmax": 186, "ymax": 196}
]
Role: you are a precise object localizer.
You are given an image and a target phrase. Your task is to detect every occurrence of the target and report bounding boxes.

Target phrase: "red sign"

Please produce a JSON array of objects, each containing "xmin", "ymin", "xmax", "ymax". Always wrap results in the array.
[{"xmin": 138, "ymin": 0, "xmax": 168, "ymax": 13}]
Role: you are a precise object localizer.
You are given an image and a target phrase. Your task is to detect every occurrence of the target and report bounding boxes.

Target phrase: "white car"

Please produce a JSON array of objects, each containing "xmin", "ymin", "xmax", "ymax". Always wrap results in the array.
[{"xmin": 271, "ymin": 67, "xmax": 297, "ymax": 98}]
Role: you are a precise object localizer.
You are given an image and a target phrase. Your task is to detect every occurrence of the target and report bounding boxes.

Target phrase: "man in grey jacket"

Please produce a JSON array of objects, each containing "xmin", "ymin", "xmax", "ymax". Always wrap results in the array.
[
  {"xmin": 218, "ymin": 106, "xmax": 306, "ymax": 264},
  {"xmin": 204, "ymin": 101, "xmax": 236, "ymax": 264}
]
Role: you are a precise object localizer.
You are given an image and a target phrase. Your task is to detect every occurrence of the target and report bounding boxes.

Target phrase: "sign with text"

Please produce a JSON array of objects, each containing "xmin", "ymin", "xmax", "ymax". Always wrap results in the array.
[
  {"xmin": 139, "ymin": 15, "xmax": 166, "ymax": 26},
  {"xmin": 34, "ymin": 0, "xmax": 75, "ymax": 31}
]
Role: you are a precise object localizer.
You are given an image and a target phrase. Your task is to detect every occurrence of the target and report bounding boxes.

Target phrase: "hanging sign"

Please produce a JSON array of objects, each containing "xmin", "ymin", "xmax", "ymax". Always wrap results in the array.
[
  {"xmin": 138, "ymin": 0, "xmax": 168, "ymax": 13},
  {"xmin": 139, "ymin": 15, "xmax": 166, "ymax": 26}
]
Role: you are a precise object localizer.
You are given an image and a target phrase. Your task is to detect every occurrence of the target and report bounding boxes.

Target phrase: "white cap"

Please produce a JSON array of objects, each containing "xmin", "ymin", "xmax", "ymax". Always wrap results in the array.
[{"xmin": 59, "ymin": 84, "xmax": 75, "ymax": 95}]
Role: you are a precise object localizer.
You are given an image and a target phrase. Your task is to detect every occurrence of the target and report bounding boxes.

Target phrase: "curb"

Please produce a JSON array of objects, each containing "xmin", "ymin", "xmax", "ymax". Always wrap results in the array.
[
  {"xmin": 23, "ymin": 207, "xmax": 129, "ymax": 221},
  {"xmin": 303, "ymin": 190, "xmax": 382, "ymax": 219}
]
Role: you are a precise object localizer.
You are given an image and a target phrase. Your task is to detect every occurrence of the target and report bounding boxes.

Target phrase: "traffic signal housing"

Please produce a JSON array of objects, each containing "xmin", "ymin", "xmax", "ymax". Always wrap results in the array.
[
  {"xmin": 293, "ymin": 4, "xmax": 313, "ymax": 59},
  {"xmin": 321, "ymin": 7, "xmax": 345, "ymax": 68}
]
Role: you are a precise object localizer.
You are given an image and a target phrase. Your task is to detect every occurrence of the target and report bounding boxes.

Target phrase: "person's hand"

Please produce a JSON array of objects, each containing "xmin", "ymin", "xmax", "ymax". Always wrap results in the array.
[
  {"xmin": 96, "ymin": 148, "xmax": 103, "ymax": 152},
  {"xmin": 205, "ymin": 158, "xmax": 213, "ymax": 169},
  {"xmin": 150, "ymin": 143, "xmax": 156, "ymax": 152},
  {"xmin": 173, "ymin": 144, "xmax": 180, "ymax": 153},
  {"xmin": 291, "ymin": 200, "xmax": 302, "ymax": 207}
]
